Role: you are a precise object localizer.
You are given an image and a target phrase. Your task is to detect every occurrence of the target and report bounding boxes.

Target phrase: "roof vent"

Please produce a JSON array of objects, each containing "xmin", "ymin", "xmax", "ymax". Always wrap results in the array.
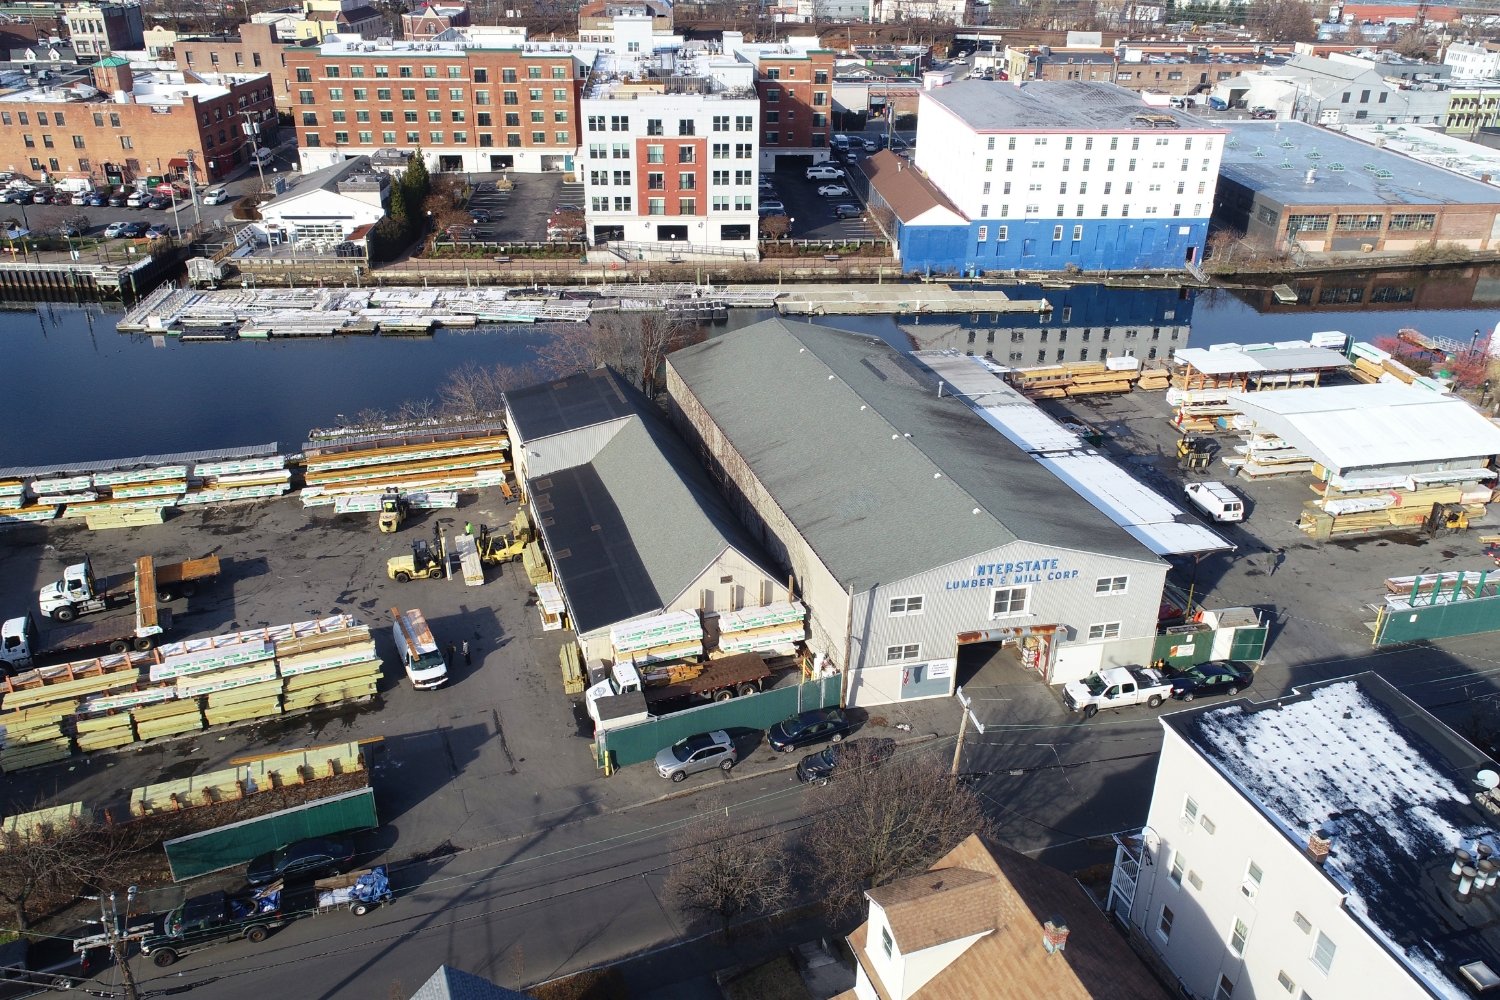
[{"xmin": 1460, "ymin": 961, "xmax": 1500, "ymax": 991}]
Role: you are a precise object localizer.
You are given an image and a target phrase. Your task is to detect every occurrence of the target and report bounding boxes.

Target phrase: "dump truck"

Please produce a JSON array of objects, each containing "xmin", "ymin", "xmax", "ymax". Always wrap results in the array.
[
  {"xmin": 138, "ymin": 886, "xmax": 287, "ymax": 968},
  {"xmin": 1062, "ymin": 665, "xmax": 1173, "ymax": 718},
  {"xmin": 39, "ymin": 553, "xmax": 220, "ymax": 622},
  {"xmin": 392, "ymin": 606, "xmax": 448, "ymax": 689},
  {"xmin": 585, "ymin": 651, "xmax": 773, "ymax": 727},
  {"xmin": 0, "ymin": 609, "xmax": 172, "ymax": 672}
]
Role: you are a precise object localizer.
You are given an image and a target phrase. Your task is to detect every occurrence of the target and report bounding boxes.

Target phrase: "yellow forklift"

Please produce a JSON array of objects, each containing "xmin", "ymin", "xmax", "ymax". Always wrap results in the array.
[
  {"xmin": 387, "ymin": 525, "xmax": 447, "ymax": 582},
  {"xmin": 377, "ymin": 490, "xmax": 409, "ymax": 534},
  {"xmin": 1177, "ymin": 434, "xmax": 1215, "ymax": 472},
  {"xmin": 1426, "ymin": 502, "xmax": 1470, "ymax": 537}
]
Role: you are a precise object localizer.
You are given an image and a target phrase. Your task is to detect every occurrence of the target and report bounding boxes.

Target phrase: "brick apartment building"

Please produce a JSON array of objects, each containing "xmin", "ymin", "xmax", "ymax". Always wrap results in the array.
[
  {"xmin": 1006, "ymin": 41, "xmax": 1291, "ymax": 98},
  {"xmin": 723, "ymin": 31, "xmax": 836, "ymax": 170},
  {"xmin": 176, "ymin": 22, "xmax": 301, "ymax": 114},
  {"xmin": 401, "ymin": 1, "xmax": 470, "ymax": 39},
  {"xmin": 286, "ymin": 33, "xmax": 591, "ymax": 173},
  {"xmin": 64, "ymin": 1, "xmax": 144, "ymax": 62},
  {"xmin": 0, "ymin": 57, "xmax": 276, "ymax": 185}
]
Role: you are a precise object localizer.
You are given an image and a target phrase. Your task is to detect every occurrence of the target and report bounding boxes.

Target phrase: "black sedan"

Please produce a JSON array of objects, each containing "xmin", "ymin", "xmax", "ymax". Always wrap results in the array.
[
  {"xmin": 1171, "ymin": 661, "xmax": 1253, "ymax": 702},
  {"xmin": 796, "ymin": 737, "xmax": 896, "ymax": 784},
  {"xmin": 768, "ymin": 707, "xmax": 854, "ymax": 753},
  {"xmin": 245, "ymin": 836, "xmax": 354, "ymax": 886}
]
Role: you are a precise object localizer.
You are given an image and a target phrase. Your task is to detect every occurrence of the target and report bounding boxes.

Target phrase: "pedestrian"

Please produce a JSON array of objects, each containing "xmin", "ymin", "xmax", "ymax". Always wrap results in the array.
[
  {"xmin": 1270, "ymin": 548, "xmax": 1286, "ymax": 576},
  {"xmin": 464, "ymin": 521, "xmax": 474, "ymax": 535},
  {"xmin": 444, "ymin": 642, "xmax": 455, "ymax": 665},
  {"xmin": 462, "ymin": 640, "xmax": 471, "ymax": 665}
]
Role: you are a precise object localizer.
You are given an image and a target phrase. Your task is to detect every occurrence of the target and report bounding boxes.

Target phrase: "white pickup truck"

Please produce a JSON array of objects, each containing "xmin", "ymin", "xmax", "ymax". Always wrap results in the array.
[{"xmin": 1063, "ymin": 666, "xmax": 1173, "ymax": 718}]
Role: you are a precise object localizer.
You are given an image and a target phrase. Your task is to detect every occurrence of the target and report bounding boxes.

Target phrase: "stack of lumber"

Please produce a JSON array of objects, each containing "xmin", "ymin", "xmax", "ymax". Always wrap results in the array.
[
  {"xmin": 0, "ymin": 479, "xmax": 56, "ymax": 525},
  {"xmin": 1171, "ymin": 389, "xmax": 1238, "ymax": 436},
  {"xmin": 1137, "ymin": 363, "xmax": 1171, "ymax": 391},
  {"xmin": 12, "ymin": 454, "xmax": 289, "ymax": 526},
  {"xmin": 278, "ymin": 624, "xmax": 382, "ymax": 711},
  {"xmin": 1007, "ymin": 361, "xmax": 1137, "ymax": 399},
  {"xmin": 559, "ymin": 643, "xmax": 586, "ymax": 695},
  {"xmin": 612, "ymin": 611, "xmax": 704, "ymax": 667},
  {"xmin": 126, "ymin": 740, "xmax": 365, "ymax": 817},
  {"xmin": 0, "ymin": 702, "xmax": 76, "ymax": 772},
  {"xmin": 1, "ymin": 802, "xmax": 84, "ymax": 841},
  {"xmin": 717, "ymin": 602, "xmax": 807, "ymax": 657},
  {"xmin": 522, "ymin": 541, "xmax": 552, "ymax": 585},
  {"xmin": 282, "ymin": 662, "xmax": 381, "ymax": 711},
  {"xmin": 1223, "ymin": 434, "xmax": 1316, "ymax": 479},
  {"xmin": 54, "ymin": 465, "xmax": 187, "ymax": 521},
  {"xmin": 73, "ymin": 711, "xmax": 137, "ymax": 751},
  {"xmin": 180, "ymin": 455, "xmax": 291, "ymax": 506},
  {"xmin": 130, "ymin": 698, "xmax": 203, "ymax": 741},
  {"xmin": 300, "ymin": 433, "xmax": 511, "ymax": 507}
]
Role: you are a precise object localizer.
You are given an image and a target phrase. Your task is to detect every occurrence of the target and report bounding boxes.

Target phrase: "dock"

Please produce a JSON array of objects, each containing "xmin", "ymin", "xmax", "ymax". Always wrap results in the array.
[{"xmin": 118, "ymin": 282, "xmax": 1047, "ymax": 338}]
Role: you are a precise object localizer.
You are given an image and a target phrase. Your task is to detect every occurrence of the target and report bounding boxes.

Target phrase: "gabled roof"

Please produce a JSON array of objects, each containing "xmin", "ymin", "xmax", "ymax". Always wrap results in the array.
[
  {"xmin": 262, "ymin": 155, "xmax": 382, "ymax": 212},
  {"xmin": 514, "ymin": 368, "xmax": 780, "ymax": 636},
  {"xmin": 667, "ymin": 320, "xmax": 1158, "ymax": 595},
  {"xmin": 408, "ymin": 965, "xmax": 531, "ymax": 1000},
  {"xmin": 866, "ymin": 866, "xmax": 999, "ymax": 953},
  {"xmin": 863, "ymin": 151, "xmax": 966, "ymax": 226},
  {"xmin": 847, "ymin": 835, "xmax": 1170, "ymax": 1000}
]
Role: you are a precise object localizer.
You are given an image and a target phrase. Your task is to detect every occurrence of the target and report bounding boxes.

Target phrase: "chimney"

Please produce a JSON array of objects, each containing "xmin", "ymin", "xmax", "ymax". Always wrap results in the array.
[
  {"xmin": 1306, "ymin": 832, "xmax": 1331, "ymax": 865},
  {"xmin": 92, "ymin": 56, "xmax": 134, "ymax": 98},
  {"xmin": 1042, "ymin": 917, "xmax": 1070, "ymax": 954}
]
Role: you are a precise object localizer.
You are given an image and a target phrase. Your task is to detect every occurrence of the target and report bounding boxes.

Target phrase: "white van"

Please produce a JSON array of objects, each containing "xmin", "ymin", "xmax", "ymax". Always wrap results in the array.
[
  {"xmin": 1184, "ymin": 481, "xmax": 1245, "ymax": 522},
  {"xmin": 252, "ymin": 147, "xmax": 274, "ymax": 165},
  {"xmin": 392, "ymin": 607, "xmax": 448, "ymax": 689}
]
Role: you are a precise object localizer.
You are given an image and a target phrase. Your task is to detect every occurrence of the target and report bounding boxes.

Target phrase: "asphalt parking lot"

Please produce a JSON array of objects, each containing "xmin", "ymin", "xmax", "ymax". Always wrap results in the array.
[
  {"xmin": 457, "ymin": 172, "xmax": 579, "ymax": 244},
  {"xmin": 768, "ymin": 160, "xmax": 881, "ymax": 242}
]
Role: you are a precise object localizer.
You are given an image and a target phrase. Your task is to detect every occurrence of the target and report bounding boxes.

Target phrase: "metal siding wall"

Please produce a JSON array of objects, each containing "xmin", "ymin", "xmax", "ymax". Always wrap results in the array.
[
  {"xmin": 599, "ymin": 676, "xmax": 842, "ymax": 768},
  {"xmin": 519, "ymin": 418, "xmax": 632, "ymax": 479},
  {"xmin": 849, "ymin": 542, "xmax": 1165, "ymax": 701}
]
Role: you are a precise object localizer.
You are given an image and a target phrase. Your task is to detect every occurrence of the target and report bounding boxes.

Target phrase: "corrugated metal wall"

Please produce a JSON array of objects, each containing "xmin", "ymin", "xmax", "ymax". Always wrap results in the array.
[
  {"xmin": 1373, "ymin": 595, "xmax": 1500, "ymax": 647},
  {"xmin": 599, "ymin": 676, "xmax": 842, "ymax": 768},
  {"xmin": 511, "ymin": 417, "xmax": 632, "ymax": 481}
]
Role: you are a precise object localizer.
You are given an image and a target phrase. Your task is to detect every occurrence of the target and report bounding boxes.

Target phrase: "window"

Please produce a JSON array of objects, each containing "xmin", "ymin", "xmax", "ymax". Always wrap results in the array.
[
  {"xmin": 881, "ymin": 927, "xmax": 893, "ymax": 958},
  {"xmin": 1169, "ymin": 852, "xmax": 1186, "ymax": 886},
  {"xmin": 1243, "ymin": 861, "xmax": 1263, "ymax": 898},
  {"xmin": 1072, "ymin": 225, "xmax": 1083, "ymax": 241},
  {"xmin": 678, "ymin": 197, "xmax": 697, "ymax": 215},
  {"xmin": 1293, "ymin": 912, "xmax": 1312, "ymax": 935},
  {"xmin": 647, "ymin": 197, "xmax": 665, "ymax": 216},
  {"xmin": 71, "ymin": 134, "xmax": 85, "ymax": 149},
  {"xmin": 1200, "ymin": 814, "xmax": 1217, "ymax": 834},
  {"xmin": 996, "ymin": 225, "xmax": 1008, "ymax": 241},
  {"xmin": 888, "ymin": 595, "xmax": 924, "ymax": 616},
  {"xmin": 1157, "ymin": 905, "xmax": 1174, "ymax": 942},
  {"xmin": 1182, "ymin": 796, "xmax": 1199, "ymax": 822},
  {"xmin": 118, "ymin": 135, "xmax": 132, "ymax": 150},
  {"xmin": 991, "ymin": 586, "xmax": 1029, "ymax": 617},
  {"xmin": 1095, "ymin": 575, "xmax": 1127, "ymax": 595},
  {"xmin": 886, "ymin": 644, "xmax": 921, "ymax": 662},
  {"xmin": 1230, "ymin": 918, "xmax": 1249, "ymax": 955},
  {"xmin": 977, "ymin": 225, "xmax": 988, "ymax": 243},
  {"xmin": 1389, "ymin": 213, "xmax": 1436, "ymax": 231},
  {"xmin": 1215, "ymin": 976, "xmax": 1234, "ymax": 1000},
  {"xmin": 1311, "ymin": 932, "xmax": 1336, "ymax": 973},
  {"xmin": 1087, "ymin": 622, "xmax": 1121, "ymax": 640},
  {"xmin": 1287, "ymin": 214, "xmax": 1330, "ymax": 233},
  {"xmin": 1277, "ymin": 972, "xmax": 1296, "ymax": 994}
]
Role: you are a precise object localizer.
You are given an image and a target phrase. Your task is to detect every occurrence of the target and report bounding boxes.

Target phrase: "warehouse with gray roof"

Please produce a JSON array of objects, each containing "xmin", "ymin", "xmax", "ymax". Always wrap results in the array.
[
  {"xmin": 1213, "ymin": 120, "xmax": 1500, "ymax": 253},
  {"xmin": 666, "ymin": 318, "xmax": 1172, "ymax": 706},
  {"xmin": 504, "ymin": 368, "xmax": 791, "ymax": 662}
]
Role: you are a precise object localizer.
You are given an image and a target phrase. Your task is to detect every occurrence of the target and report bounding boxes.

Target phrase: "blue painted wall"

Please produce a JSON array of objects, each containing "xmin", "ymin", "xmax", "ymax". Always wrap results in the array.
[{"xmin": 898, "ymin": 216, "xmax": 1209, "ymax": 274}]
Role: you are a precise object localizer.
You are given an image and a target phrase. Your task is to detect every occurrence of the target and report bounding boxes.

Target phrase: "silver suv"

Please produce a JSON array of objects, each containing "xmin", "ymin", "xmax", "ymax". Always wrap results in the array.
[{"xmin": 655, "ymin": 730, "xmax": 737, "ymax": 782}]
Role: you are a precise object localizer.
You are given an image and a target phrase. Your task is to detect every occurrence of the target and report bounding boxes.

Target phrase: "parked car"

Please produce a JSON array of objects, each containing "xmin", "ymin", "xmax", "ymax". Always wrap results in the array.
[
  {"xmin": 121, "ymin": 221, "xmax": 148, "ymax": 238},
  {"xmin": 146, "ymin": 195, "xmax": 171, "ymax": 210},
  {"xmin": 59, "ymin": 220, "xmax": 86, "ymax": 237},
  {"xmin": 146, "ymin": 223, "xmax": 172, "ymax": 238},
  {"xmin": 759, "ymin": 200, "xmax": 786, "ymax": 214},
  {"xmin": 85, "ymin": 192, "xmax": 107, "ymax": 207},
  {"xmin": 126, "ymin": 191, "xmax": 148, "ymax": 208},
  {"xmin": 769, "ymin": 707, "xmax": 854, "ymax": 753},
  {"xmin": 469, "ymin": 208, "xmax": 492, "ymax": 224},
  {"xmin": 1250, "ymin": 107, "xmax": 1276, "ymax": 120},
  {"xmin": 107, "ymin": 193, "xmax": 126, "ymax": 208},
  {"xmin": 817, "ymin": 183, "xmax": 852, "ymax": 198},
  {"xmin": 862, "ymin": 138, "xmax": 879, "ymax": 152},
  {"xmin": 655, "ymin": 730, "xmax": 737, "ymax": 782},
  {"xmin": 70, "ymin": 191, "xmax": 90, "ymax": 206},
  {"xmin": 244, "ymin": 836, "xmax": 355, "ymax": 886},
  {"xmin": 31, "ymin": 190, "xmax": 51, "ymax": 204},
  {"xmin": 201, "ymin": 187, "xmax": 230, "ymax": 206},
  {"xmin": 805, "ymin": 164, "xmax": 844, "ymax": 181},
  {"xmin": 833, "ymin": 203, "xmax": 863, "ymax": 219},
  {"xmin": 795, "ymin": 737, "xmax": 896, "ymax": 784},
  {"xmin": 1170, "ymin": 661, "xmax": 1254, "ymax": 702},
  {"xmin": 49, "ymin": 191, "xmax": 71, "ymax": 205},
  {"xmin": 103, "ymin": 221, "xmax": 133, "ymax": 238}
]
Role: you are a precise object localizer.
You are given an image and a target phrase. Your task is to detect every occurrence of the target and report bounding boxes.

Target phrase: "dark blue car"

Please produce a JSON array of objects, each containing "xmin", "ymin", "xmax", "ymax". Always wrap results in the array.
[{"xmin": 769, "ymin": 707, "xmax": 854, "ymax": 753}]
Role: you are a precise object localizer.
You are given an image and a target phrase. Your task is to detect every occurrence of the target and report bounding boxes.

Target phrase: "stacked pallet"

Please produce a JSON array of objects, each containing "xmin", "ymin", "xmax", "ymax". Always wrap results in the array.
[
  {"xmin": 300, "ymin": 433, "xmax": 511, "ymax": 508},
  {"xmin": 717, "ymin": 602, "xmax": 807, "ymax": 657},
  {"xmin": 132, "ymin": 698, "xmax": 204, "ymax": 741},
  {"xmin": 1007, "ymin": 361, "xmax": 1138, "ymax": 400},
  {"xmin": 612, "ymin": 610, "xmax": 704, "ymax": 667}
]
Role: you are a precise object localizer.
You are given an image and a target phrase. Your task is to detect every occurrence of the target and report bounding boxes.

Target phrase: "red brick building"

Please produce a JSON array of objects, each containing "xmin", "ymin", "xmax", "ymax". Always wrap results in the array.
[
  {"xmin": 0, "ymin": 57, "xmax": 276, "ymax": 185},
  {"xmin": 401, "ymin": 1, "xmax": 469, "ymax": 39},
  {"xmin": 286, "ymin": 35, "xmax": 588, "ymax": 173},
  {"xmin": 176, "ymin": 23, "xmax": 308, "ymax": 114},
  {"xmin": 722, "ymin": 31, "xmax": 835, "ymax": 170}
]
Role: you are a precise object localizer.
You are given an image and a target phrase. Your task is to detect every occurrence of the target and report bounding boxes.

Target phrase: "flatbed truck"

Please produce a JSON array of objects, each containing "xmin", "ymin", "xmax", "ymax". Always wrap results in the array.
[
  {"xmin": 0, "ymin": 608, "xmax": 173, "ymax": 672},
  {"xmin": 40, "ymin": 553, "xmax": 220, "ymax": 622},
  {"xmin": 586, "ymin": 651, "xmax": 776, "ymax": 728}
]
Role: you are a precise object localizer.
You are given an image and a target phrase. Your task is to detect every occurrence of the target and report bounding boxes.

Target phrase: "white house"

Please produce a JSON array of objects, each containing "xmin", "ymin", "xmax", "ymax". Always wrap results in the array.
[
  {"xmin": 257, "ymin": 156, "xmax": 388, "ymax": 244},
  {"xmin": 843, "ymin": 833, "xmax": 1169, "ymax": 1000},
  {"xmin": 1109, "ymin": 673, "xmax": 1500, "ymax": 1000},
  {"xmin": 1446, "ymin": 41, "xmax": 1500, "ymax": 82}
]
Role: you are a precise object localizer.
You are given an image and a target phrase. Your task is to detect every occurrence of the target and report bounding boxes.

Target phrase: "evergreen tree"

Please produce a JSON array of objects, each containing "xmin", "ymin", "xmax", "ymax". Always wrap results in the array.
[
  {"xmin": 389, "ymin": 181, "xmax": 408, "ymax": 224},
  {"xmin": 403, "ymin": 148, "xmax": 430, "ymax": 204}
]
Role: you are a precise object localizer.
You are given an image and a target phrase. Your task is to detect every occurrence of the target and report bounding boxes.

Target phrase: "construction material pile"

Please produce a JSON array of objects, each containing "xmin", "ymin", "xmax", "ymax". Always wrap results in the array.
[
  {"xmin": 0, "ymin": 456, "xmax": 291, "ymax": 529},
  {"xmin": 611, "ymin": 611, "xmax": 704, "ymax": 667},
  {"xmin": 1297, "ymin": 477, "xmax": 1492, "ymax": 538},
  {"xmin": 0, "ymin": 616, "xmax": 381, "ymax": 772},
  {"xmin": 301, "ymin": 426, "xmax": 511, "ymax": 508},
  {"xmin": 716, "ymin": 602, "xmax": 807, "ymax": 658},
  {"xmin": 130, "ymin": 741, "xmax": 366, "ymax": 818},
  {"xmin": 1007, "ymin": 358, "xmax": 1169, "ymax": 399}
]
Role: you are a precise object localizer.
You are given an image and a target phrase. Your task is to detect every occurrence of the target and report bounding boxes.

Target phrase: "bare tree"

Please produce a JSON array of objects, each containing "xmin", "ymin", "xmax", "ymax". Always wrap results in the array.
[
  {"xmin": 803, "ymin": 754, "xmax": 991, "ymax": 920},
  {"xmin": 759, "ymin": 215, "xmax": 790, "ymax": 241},
  {"xmin": 437, "ymin": 360, "xmax": 535, "ymax": 417},
  {"xmin": 533, "ymin": 313, "xmax": 703, "ymax": 395},
  {"xmin": 1392, "ymin": 27, "xmax": 1431, "ymax": 60},
  {"xmin": 1246, "ymin": 0, "xmax": 1318, "ymax": 42},
  {"xmin": 0, "ymin": 816, "xmax": 151, "ymax": 930},
  {"xmin": 664, "ymin": 811, "xmax": 794, "ymax": 935}
]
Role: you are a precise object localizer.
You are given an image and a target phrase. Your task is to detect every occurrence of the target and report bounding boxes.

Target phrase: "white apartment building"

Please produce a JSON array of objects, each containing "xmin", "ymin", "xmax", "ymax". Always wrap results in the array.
[
  {"xmin": 1446, "ymin": 41, "xmax": 1500, "ymax": 82},
  {"xmin": 1110, "ymin": 673, "xmax": 1500, "ymax": 1000},
  {"xmin": 902, "ymin": 80, "xmax": 1224, "ymax": 271},
  {"xmin": 580, "ymin": 85, "xmax": 760, "ymax": 249},
  {"xmin": 868, "ymin": 0, "xmax": 971, "ymax": 24}
]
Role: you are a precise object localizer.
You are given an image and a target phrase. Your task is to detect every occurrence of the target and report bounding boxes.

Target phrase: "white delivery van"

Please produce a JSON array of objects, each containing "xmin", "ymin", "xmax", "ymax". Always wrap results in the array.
[
  {"xmin": 1184, "ymin": 481, "xmax": 1245, "ymax": 522},
  {"xmin": 392, "ymin": 607, "xmax": 448, "ymax": 689}
]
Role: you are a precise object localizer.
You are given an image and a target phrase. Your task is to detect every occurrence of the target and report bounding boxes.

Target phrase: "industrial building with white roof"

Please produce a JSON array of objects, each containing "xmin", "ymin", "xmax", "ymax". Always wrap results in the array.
[
  {"xmin": 1111, "ymin": 673, "xmax": 1500, "ymax": 1000},
  {"xmin": 666, "ymin": 319, "xmax": 1229, "ymax": 705}
]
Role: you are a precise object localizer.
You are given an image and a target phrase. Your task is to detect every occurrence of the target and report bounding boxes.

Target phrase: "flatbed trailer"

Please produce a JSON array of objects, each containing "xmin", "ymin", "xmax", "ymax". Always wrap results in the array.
[{"xmin": 41, "ymin": 554, "xmax": 221, "ymax": 623}]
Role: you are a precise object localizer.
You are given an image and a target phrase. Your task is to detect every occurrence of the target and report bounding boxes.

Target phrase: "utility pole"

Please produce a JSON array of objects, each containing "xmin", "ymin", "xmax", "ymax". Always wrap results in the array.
[
  {"xmin": 242, "ymin": 109, "xmax": 269, "ymax": 193},
  {"xmin": 180, "ymin": 149, "xmax": 203, "ymax": 230},
  {"xmin": 99, "ymin": 886, "xmax": 141, "ymax": 1000}
]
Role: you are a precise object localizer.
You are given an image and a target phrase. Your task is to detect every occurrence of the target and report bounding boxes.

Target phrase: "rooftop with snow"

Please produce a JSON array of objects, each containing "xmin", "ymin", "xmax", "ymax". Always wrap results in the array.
[{"xmin": 1167, "ymin": 673, "xmax": 1500, "ymax": 999}]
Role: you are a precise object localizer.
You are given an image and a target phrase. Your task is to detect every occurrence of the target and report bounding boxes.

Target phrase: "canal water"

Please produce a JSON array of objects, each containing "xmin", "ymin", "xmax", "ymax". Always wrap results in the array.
[{"xmin": 5, "ymin": 265, "xmax": 1500, "ymax": 468}]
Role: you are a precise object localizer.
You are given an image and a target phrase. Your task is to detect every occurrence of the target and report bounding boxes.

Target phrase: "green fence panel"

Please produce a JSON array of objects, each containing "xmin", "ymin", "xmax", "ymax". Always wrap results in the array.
[
  {"xmin": 1228, "ymin": 626, "xmax": 1269, "ymax": 661},
  {"xmin": 1152, "ymin": 629, "xmax": 1213, "ymax": 668},
  {"xmin": 1374, "ymin": 594, "xmax": 1500, "ymax": 647},
  {"xmin": 601, "ymin": 677, "xmax": 841, "ymax": 769},
  {"xmin": 163, "ymin": 787, "xmax": 378, "ymax": 882}
]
